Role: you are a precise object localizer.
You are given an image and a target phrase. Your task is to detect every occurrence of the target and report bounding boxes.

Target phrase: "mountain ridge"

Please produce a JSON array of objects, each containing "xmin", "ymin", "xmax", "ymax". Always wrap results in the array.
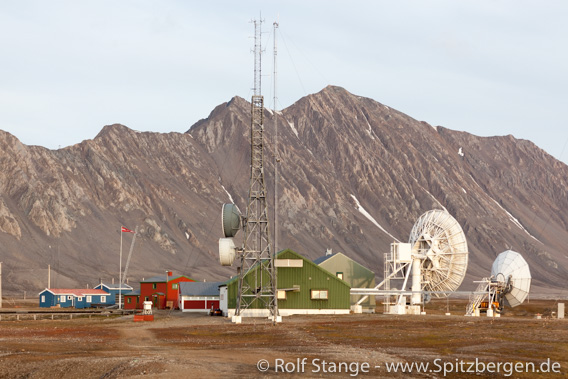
[{"xmin": 0, "ymin": 85, "xmax": 567, "ymax": 296}]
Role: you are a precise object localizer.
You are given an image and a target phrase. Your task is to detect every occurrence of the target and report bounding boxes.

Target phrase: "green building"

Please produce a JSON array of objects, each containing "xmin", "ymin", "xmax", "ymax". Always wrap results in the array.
[
  {"xmin": 220, "ymin": 249, "xmax": 351, "ymax": 317},
  {"xmin": 313, "ymin": 251, "xmax": 376, "ymax": 312}
]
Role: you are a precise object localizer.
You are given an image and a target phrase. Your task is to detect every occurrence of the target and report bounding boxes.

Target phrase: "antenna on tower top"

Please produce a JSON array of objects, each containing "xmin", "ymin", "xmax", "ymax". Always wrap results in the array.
[
  {"xmin": 273, "ymin": 19, "xmax": 279, "ymax": 255},
  {"xmin": 251, "ymin": 18, "xmax": 263, "ymax": 96}
]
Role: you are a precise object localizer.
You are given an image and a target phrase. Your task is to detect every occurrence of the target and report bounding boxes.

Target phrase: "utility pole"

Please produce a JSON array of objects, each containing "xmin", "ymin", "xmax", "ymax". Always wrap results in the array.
[
  {"xmin": 120, "ymin": 227, "xmax": 123, "ymax": 310},
  {"xmin": 48, "ymin": 264, "xmax": 51, "ymax": 289}
]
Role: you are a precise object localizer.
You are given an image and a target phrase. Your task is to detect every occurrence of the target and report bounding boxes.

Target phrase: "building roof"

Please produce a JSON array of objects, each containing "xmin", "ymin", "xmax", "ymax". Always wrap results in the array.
[
  {"xmin": 140, "ymin": 275, "xmax": 194, "ymax": 283},
  {"xmin": 313, "ymin": 251, "xmax": 375, "ymax": 275},
  {"xmin": 95, "ymin": 282, "xmax": 133, "ymax": 290},
  {"xmin": 312, "ymin": 252, "xmax": 339, "ymax": 265},
  {"xmin": 179, "ymin": 281, "xmax": 224, "ymax": 297},
  {"xmin": 124, "ymin": 290, "xmax": 141, "ymax": 296},
  {"xmin": 40, "ymin": 288, "xmax": 109, "ymax": 296},
  {"xmin": 224, "ymin": 249, "xmax": 351, "ymax": 287}
]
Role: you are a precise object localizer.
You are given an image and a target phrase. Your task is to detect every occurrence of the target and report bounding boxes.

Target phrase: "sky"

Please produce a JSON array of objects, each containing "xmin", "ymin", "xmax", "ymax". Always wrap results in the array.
[{"xmin": 1, "ymin": 1, "xmax": 567, "ymax": 164}]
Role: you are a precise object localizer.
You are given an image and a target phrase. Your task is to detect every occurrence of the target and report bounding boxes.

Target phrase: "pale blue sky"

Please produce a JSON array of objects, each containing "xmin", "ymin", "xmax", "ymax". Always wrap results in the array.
[{"xmin": 1, "ymin": 1, "xmax": 567, "ymax": 164}]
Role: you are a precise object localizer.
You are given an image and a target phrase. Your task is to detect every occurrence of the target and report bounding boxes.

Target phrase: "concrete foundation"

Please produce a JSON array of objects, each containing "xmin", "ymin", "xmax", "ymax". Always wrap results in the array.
[
  {"xmin": 351, "ymin": 305, "xmax": 362, "ymax": 314},
  {"xmin": 231, "ymin": 315, "xmax": 242, "ymax": 324}
]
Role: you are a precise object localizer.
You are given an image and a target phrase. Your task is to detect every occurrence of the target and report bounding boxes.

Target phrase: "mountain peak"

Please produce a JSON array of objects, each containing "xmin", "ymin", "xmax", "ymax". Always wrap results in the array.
[{"xmin": 95, "ymin": 123, "xmax": 133, "ymax": 140}]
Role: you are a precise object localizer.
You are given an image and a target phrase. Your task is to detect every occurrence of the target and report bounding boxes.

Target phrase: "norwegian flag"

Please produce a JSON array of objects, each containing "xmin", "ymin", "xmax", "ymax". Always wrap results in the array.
[{"xmin": 121, "ymin": 226, "xmax": 134, "ymax": 233}]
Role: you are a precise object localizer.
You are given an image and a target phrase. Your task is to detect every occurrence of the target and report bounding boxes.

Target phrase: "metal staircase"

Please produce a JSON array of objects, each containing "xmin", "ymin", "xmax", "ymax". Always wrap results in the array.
[{"xmin": 465, "ymin": 279, "xmax": 490, "ymax": 316}]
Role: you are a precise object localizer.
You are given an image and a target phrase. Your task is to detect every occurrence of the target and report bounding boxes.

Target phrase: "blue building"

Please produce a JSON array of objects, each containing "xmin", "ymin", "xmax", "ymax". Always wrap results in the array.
[
  {"xmin": 39, "ymin": 288, "xmax": 115, "ymax": 308},
  {"xmin": 94, "ymin": 282, "xmax": 134, "ymax": 304}
]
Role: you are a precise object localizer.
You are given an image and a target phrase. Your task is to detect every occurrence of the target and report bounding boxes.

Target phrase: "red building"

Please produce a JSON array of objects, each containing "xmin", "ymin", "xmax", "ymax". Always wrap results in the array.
[{"xmin": 124, "ymin": 271, "xmax": 195, "ymax": 310}]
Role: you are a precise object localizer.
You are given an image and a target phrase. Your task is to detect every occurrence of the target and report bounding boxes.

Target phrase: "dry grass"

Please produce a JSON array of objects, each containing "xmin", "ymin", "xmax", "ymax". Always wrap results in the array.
[{"xmin": 0, "ymin": 299, "xmax": 566, "ymax": 378}]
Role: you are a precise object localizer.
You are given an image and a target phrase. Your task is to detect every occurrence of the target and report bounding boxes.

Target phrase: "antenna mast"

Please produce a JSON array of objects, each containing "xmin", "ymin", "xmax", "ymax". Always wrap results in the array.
[
  {"xmin": 273, "ymin": 20, "xmax": 279, "ymax": 255},
  {"xmin": 235, "ymin": 18, "xmax": 278, "ymax": 321}
]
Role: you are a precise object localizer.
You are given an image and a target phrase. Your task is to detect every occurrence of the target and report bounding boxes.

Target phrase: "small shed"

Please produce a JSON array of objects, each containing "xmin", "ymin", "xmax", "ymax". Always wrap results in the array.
[
  {"xmin": 178, "ymin": 281, "xmax": 223, "ymax": 312},
  {"xmin": 124, "ymin": 290, "xmax": 141, "ymax": 309},
  {"xmin": 313, "ymin": 251, "xmax": 376, "ymax": 312},
  {"xmin": 221, "ymin": 249, "xmax": 351, "ymax": 317},
  {"xmin": 39, "ymin": 288, "xmax": 114, "ymax": 308}
]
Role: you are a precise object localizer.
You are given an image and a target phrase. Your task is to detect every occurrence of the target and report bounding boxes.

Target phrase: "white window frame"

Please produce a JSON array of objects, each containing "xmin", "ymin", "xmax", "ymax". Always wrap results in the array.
[
  {"xmin": 67, "ymin": 295, "xmax": 73, "ymax": 300},
  {"xmin": 77, "ymin": 296, "xmax": 83, "ymax": 301},
  {"xmin": 86, "ymin": 295, "xmax": 92, "ymax": 302},
  {"xmin": 60, "ymin": 295, "xmax": 66, "ymax": 302},
  {"xmin": 41, "ymin": 295, "xmax": 45, "ymax": 303},
  {"xmin": 336, "ymin": 272, "xmax": 344, "ymax": 280},
  {"xmin": 101, "ymin": 295, "xmax": 106, "ymax": 303},
  {"xmin": 310, "ymin": 289, "xmax": 329, "ymax": 300}
]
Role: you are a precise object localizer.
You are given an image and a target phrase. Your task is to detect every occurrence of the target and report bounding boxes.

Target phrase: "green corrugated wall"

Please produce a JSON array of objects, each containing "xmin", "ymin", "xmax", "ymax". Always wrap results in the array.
[{"xmin": 227, "ymin": 249, "xmax": 350, "ymax": 310}]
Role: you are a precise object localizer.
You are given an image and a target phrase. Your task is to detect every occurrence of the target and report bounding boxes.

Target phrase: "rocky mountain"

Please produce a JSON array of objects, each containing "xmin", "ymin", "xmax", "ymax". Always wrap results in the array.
[{"xmin": 1, "ymin": 85, "xmax": 567, "ymax": 296}]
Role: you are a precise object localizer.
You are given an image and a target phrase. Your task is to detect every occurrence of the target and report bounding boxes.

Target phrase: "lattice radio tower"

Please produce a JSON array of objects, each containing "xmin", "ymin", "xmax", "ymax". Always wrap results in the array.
[{"xmin": 235, "ymin": 18, "xmax": 278, "ymax": 320}]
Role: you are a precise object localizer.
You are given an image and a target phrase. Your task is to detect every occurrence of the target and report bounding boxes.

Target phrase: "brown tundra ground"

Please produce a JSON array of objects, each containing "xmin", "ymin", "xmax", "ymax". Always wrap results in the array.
[{"xmin": 0, "ymin": 299, "xmax": 566, "ymax": 378}]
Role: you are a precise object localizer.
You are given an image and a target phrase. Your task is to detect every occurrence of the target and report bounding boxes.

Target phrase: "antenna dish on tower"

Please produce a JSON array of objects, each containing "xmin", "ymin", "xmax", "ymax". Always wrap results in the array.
[
  {"xmin": 221, "ymin": 203, "xmax": 242, "ymax": 238},
  {"xmin": 219, "ymin": 237, "xmax": 237, "ymax": 266}
]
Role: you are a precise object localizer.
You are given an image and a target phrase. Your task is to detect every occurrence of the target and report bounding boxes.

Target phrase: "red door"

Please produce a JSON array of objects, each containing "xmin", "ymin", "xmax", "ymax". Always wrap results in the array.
[{"xmin": 184, "ymin": 300, "xmax": 205, "ymax": 310}]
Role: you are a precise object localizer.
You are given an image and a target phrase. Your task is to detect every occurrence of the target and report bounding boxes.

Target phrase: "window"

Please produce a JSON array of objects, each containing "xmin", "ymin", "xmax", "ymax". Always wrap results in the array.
[
  {"xmin": 77, "ymin": 296, "xmax": 83, "ymax": 301},
  {"xmin": 67, "ymin": 295, "xmax": 73, "ymax": 300},
  {"xmin": 310, "ymin": 289, "xmax": 328, "ymax": 300},
  {"xmin": 172, "ymin": 283, "xmax": 179, "ymax": 290},
  {"xmin": 336, "ymin": 272, "xmax": 344, "ymax": 280},
  {"xmin": 41, "ymin": 295, "xmax": 45, "ymax": 303},
  {"xmin": 145, "ymin": 296, "xmax": 149, "ymax": 301},
  {"xmin": 101, "ymin": 296, "xmax": 106, "ymax": 303},
  {"xmin": 127, "ymin": 298, "xmax": 132, "ymax": 304},
  {"xmin": 277, "ymin": 290, "xmax": 287, "ymax": 300},
  {"xmin": 60, "ymin": 295, "xmax": 66, "ymax": 302},
  {"xmin": 152, "ymin": 283, "xmax": 157, "ymax": 289},
  {"xmin": 86, "ymin": 296, "xmax": 92, "ymax": 302}
]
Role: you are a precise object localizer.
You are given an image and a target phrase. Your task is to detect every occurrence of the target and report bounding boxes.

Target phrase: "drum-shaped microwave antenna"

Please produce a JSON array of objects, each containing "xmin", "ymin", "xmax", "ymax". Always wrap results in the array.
[
  {"xmin": 221, "ymin": 203, "xmax": 241, "ymax": 238},
  {"xmin": 219, "ymin": 237, "xmax": 237, "ymax": 266}
]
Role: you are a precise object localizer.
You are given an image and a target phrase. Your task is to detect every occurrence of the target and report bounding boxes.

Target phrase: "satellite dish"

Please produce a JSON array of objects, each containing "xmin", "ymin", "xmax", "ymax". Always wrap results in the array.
[
  {"xmin": 408, "ymin": 209, "xmax": 469, "ymax": 296},
  {"xmin": 221, "ymin": 203, "xmax": 241, "ymax": 238},
  {"xmin": 219, "ymin": 238, "xmax": 237, "ymax": 266},
  {"xmin": 491, "ymin": 250, "xmax": 531, "ymax": 307}
]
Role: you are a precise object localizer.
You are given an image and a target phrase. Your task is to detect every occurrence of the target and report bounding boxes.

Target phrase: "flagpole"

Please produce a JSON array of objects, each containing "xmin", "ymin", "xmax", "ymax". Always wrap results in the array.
[{"xmin": 119, "ymin": 227, "xmax": 123, "ymax": 310}]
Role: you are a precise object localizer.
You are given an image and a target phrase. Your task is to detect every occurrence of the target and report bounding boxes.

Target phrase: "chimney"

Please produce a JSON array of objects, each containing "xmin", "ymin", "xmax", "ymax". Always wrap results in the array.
[
  {"xmin": 167, "ymin": 271, "xmax": 173, "ymax": 277},
  {"xmin": 326, "ymin": 248, "xmax": 333, "ymax": 256}
]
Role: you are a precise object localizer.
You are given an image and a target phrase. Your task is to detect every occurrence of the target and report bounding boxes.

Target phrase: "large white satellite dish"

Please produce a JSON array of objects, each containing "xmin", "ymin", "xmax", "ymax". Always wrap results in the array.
[
  {"xmin": 491, "ymin": 250, "xmax": 531, "ymax": 307},
  {"xmin": 408, "ymin": 209, "xmax": 469, "ymax": 296}
]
